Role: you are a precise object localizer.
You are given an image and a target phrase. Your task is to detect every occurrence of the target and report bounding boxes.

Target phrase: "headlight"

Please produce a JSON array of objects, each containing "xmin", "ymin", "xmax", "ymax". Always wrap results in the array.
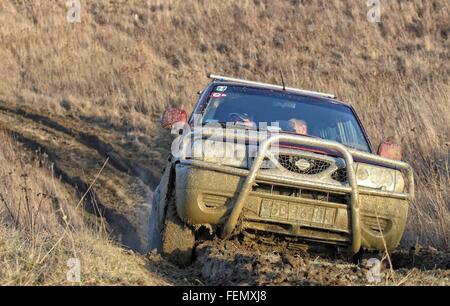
[
  {"xmin": 356, "ymin": 163, "xmax": 405, "ymax": 192},
  {"xmin": 190, "ymin": 140, "xmax": 248, "ymax": 168}
]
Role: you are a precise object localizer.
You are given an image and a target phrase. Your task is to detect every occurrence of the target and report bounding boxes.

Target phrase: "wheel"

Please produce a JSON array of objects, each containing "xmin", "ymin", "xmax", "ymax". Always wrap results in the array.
[
  {"xmin": 161, "ymin": 188, "xmax": 195, "ymax": 267},
  {"xmin": 148, "ymin": 185, "xmax": 163, "ymax": 252}
]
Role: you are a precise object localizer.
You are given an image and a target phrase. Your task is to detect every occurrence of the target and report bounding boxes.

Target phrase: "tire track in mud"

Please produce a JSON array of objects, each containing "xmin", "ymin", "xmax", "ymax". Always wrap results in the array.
[
  {"xmin": 147, "ymin": 239, "xmax": 450, "ymax": 286},
  {"xmin": 0, "ymin": 103, "xmax": 156, "ymax": 252}
]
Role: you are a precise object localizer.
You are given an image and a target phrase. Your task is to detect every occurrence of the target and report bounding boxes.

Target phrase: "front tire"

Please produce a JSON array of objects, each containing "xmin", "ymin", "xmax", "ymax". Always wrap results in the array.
[{"xmin": 161, "ymin": 189, "xmax": 195, "ymax": 267}]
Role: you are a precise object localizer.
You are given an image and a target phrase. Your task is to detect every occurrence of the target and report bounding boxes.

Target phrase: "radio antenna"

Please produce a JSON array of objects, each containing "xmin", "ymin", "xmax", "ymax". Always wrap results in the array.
[{"xmin": 280, "ymin": 71, "xmax": 286, "ymax": 91}]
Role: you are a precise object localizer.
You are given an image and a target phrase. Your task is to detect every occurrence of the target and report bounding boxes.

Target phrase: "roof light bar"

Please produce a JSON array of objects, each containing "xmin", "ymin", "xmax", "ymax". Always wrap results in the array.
[{"xmin": 208, "ymin": 74, "xmax": 336, "ymax": 99}]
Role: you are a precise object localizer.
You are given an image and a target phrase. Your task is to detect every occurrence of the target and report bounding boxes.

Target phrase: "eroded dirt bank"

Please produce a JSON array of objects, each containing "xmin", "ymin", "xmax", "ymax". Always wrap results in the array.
[
  {"xmin": 0, "ymin": 100, "xmax": 166, "ymax": 253},
  {"xmin": 0, "ymin": 99, "xmax": 448, "ymax": 286}
]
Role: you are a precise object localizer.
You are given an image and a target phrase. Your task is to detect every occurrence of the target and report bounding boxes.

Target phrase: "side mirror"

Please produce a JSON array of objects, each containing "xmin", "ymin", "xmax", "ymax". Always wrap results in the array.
[
  {"xmin": 377, "ymin": 139, "xmax": 402, "ymax": 161},
  {"xmin": 161, "ymin": 108, "xmax": 187, "ymax": 129}
]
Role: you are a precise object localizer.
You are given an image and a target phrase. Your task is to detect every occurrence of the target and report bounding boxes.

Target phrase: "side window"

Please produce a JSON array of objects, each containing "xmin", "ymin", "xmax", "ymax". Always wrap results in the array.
[
  {"xmin": 204, "ymin": 99, "xmax": 224, "ymax": 121},
  {"xmin": 320, "ymin": 126, "xmax": 340, "ymax": 142},
  {"xmin": 320, "ymin": 122, "xmax": 354, "ymax": 145},
  {"xmin": 322, "ymin": 119, "xmax": 366, "ymax": 150},
  {"xmin": 189, "ymin": 86, "xmax": 210, "ymax": 123}
]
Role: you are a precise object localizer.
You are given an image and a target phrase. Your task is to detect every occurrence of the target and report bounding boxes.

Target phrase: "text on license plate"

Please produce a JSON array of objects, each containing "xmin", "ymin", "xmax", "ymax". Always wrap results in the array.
[{"xmin": 259, "ymin": 199, "xmax": 337, "ymax": 226}]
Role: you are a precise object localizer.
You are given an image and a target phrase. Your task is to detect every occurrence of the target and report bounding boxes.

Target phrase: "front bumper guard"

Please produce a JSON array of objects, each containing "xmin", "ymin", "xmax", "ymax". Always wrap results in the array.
[{"xmin": 180, "ymin": 131, "xmax": 415, "ymax": 254}]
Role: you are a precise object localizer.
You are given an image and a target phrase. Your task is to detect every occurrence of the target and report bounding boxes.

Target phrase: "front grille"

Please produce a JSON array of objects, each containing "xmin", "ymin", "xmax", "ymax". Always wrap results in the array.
[
  {"xmin": 277, "ymin": 155, "xmax": 331, "ymax": 175},
  {"xmin": 332, "ymin": 168, "xmax": 347, "ymax": 183},
  {"xmin": 253, "ymin": 183, "xmax": 348, "ymax": 205}
]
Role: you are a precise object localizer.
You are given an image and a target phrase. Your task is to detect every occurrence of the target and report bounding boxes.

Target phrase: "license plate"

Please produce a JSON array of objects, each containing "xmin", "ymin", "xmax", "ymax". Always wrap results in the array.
[{"xmin": 260, "ymin": 199, "xmax": 337, "ymax": 227}]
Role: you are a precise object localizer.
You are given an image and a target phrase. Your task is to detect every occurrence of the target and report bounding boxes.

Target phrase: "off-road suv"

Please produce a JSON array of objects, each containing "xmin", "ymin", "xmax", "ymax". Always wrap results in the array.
[{"xmin": 150, "ymin": 74, "xmax": 414, "ymax": 266}]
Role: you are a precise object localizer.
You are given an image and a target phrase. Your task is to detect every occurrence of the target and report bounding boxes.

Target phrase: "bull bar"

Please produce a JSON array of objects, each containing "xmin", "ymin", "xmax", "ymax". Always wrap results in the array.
[{"xmin": 179, "ymin": 129, "xmax": 415, "ymax": 254}]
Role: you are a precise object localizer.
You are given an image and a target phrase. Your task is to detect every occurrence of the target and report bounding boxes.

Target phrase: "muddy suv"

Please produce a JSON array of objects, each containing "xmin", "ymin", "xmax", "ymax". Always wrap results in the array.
[{"xmin": 150, "ymin": 74, "xmax": 414, "ymax": 266}]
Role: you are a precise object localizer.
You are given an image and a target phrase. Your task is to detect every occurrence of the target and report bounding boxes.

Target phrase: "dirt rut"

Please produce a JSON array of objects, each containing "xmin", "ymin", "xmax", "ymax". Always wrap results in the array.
[{"xmin": 0, "ymin": 101, "xmax": 164, "ymax": 252}]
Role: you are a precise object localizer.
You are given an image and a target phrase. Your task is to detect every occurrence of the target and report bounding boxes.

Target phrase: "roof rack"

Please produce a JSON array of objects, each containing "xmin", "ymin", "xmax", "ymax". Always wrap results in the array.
[{"xmin": 208, "ymin": 74, "xmax": 336, "ymax": 99}]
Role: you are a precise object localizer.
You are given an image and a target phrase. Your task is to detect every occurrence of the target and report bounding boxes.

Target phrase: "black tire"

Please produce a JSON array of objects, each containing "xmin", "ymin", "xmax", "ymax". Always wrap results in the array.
[{"xmin": 161, "ymin": 189, "xmax": 195, "ymax": 267}]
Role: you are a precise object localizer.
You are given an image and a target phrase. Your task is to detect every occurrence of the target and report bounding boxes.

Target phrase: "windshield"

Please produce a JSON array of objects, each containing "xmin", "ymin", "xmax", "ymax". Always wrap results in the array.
[{"xmin": 200, "ymin": 85, "xmax": 371, "ymax": 152}]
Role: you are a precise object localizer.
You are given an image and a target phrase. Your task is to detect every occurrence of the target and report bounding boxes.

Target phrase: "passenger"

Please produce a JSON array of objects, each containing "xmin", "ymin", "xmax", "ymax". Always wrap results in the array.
[{"xmin": 289, "ymin": 119, "xmax": 308, "ymax": 135}]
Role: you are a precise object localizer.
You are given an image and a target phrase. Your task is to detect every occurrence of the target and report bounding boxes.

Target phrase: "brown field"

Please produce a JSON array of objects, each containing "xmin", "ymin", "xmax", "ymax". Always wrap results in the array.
[{"xmin": 0, "ymin": 0, "xmax": 448, "ymax": 285}]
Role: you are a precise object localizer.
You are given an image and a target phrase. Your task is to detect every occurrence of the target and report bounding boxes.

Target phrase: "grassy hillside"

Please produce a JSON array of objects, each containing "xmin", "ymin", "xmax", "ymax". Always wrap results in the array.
[{"xmin": 0, "ymin": 0, "xmax": 448, "ymax": 256}]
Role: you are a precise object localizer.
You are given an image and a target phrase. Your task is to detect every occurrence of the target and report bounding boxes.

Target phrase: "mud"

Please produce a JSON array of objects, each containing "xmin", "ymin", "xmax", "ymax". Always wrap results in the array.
[
  {"xmin": 148, "ymin": 239, "xmax": 450, "ymax": 286},
  {"xmin": 0, "ymin": 99, "xmax": 448, "ymax": 285}
]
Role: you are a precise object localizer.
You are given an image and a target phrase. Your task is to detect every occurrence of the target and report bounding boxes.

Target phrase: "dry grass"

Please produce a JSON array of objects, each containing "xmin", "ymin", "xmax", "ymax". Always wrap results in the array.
[
  {"xmin": 0, "ymin": 131, "xmax": 167, "ymax": 285},
  {"xmin": 0, "ymin": 0, "xmax": 448, "ymax": 252}
]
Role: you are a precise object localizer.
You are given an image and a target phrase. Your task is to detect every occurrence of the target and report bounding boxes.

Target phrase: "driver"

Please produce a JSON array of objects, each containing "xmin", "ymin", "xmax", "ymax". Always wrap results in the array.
[
  {"xmin": 229, "ymin": 112, "xmax": 256, "ymax": 129},
  {"xmin": 288, "ymin": 119, "xmax": 308, "ymax": 135}
]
